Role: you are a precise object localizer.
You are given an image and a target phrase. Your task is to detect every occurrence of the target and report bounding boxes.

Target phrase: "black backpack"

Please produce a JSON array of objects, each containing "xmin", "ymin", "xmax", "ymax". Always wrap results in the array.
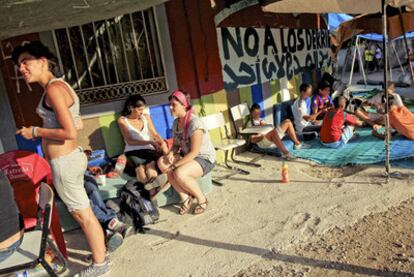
[{"xmin": 119, "ymin": 180, "xmax": 159, "ymax": 233}]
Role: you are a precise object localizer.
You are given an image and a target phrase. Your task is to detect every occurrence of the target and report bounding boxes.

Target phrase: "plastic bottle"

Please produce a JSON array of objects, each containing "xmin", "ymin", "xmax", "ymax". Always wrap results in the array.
[
  {"xmin": 114, "ymin": 154, "xmax": 127, "ymax": 174},
  {"xmin": 281, "ymin": 160, "xmax": 289, "ymax": 183}
]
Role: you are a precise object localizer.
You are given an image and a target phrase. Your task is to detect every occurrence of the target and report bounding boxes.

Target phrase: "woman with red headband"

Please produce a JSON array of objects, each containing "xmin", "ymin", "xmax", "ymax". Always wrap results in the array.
[{"xmin": 165, "ymin": 90, "xmax": 215, "ymax": 215}]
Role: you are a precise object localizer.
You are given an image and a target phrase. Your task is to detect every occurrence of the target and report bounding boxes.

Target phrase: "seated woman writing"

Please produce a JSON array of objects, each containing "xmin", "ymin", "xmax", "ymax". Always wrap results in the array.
[
  {"xmin": 248, "ymin": 103, "xmax": 309, "ymax": 160},
  {"xmin": 118, "ymin": 95, "xmax": 169, "ymax": 188},
  {"xmin": 161, "ymin": 90, "xmax": 215, "ymax": 215}
]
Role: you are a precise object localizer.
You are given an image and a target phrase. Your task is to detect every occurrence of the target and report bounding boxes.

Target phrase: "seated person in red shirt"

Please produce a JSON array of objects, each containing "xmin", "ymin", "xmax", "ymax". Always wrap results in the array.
[
  {"xmin": 0, "ymin": 170, "xmax": 24, "ymax": 263},
  {"xmin": 311, "ymin": 81, "xmax": 334, "ymax": 120},
  {"xmin": 320, "ymin": 96, "xmax": 364, "ymax": 148}
]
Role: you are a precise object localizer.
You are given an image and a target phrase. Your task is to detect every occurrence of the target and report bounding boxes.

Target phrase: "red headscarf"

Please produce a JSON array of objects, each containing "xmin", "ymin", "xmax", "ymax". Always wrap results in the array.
[{"xmin": 171, "ymin": 90, "xmax": 194, "ymax": 141}]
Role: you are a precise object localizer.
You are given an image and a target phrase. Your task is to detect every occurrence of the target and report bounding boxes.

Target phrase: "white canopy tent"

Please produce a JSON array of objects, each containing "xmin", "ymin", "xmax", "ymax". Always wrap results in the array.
[
  {"xmin": 263, "ymin": 0, "xmax": 414, "ymax": 14},
  {"xmin": 263, "ymin": 0, "xmax": 414, "ymax": 178}
]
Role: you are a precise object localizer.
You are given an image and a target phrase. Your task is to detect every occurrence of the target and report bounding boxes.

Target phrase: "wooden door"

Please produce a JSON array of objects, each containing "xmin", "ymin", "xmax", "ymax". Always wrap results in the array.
[{"xmin": 0, "ymin": 33, "xmax": 43, "ymax": 128}]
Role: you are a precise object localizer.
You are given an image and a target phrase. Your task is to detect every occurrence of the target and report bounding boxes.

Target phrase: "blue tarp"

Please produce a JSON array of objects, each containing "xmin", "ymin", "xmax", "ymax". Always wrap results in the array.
[
  {"xmin": 290, "ymin": 128, "xmax": 414, "ymax": 166},
  {"xmin": 328, "ymin": 13, "xmax": 414, "ymax": 41}
]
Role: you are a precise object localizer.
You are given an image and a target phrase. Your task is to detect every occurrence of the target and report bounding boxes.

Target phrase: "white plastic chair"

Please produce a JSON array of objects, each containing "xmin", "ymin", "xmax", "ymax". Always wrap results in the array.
[
  {"xmin": 201, "ymin": 112, "xmax": 249, "ymax": 185},
  {"xmin": 230, "ymin": 103, "xmax": 273, "ymax": 167}
]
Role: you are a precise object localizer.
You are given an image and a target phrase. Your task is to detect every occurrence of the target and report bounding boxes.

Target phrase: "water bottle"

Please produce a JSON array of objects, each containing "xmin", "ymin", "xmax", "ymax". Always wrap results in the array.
[
  {"xmin": 281, "ymin": 160, "xmax": 289, "ymax": 183},
  {"xmin": 115, "ymin": 154, "xmax": 127, "ymax": 174}
]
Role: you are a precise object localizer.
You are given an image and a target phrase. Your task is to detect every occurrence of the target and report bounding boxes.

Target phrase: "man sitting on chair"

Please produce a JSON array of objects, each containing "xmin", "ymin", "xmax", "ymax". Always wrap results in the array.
[{"xmin": 0, "ymin": 170, "xmax": 24, "ymax": 263}]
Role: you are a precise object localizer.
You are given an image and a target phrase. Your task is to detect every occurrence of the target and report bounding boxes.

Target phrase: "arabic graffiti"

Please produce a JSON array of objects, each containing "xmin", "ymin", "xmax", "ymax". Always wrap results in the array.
[{"xmin": 217, "ymin": 27, "xmax": 332, "ymax": 90}]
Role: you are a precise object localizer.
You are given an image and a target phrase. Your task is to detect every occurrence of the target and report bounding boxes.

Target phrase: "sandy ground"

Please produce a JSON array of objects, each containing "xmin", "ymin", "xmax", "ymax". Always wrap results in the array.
[
  {"xmin": 61, "ymin": 151, "xmax": 414, "ymax": 277},
  {"xmin": 235, "ymin": 197, "xmax": 414, "ymax": 277}
]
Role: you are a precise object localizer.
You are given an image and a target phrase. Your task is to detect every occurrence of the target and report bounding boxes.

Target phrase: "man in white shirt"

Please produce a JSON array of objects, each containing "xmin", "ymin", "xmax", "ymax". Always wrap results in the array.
[{"xmin": 292, "ymin": 84, "xmax": 322, "ymax": 134}]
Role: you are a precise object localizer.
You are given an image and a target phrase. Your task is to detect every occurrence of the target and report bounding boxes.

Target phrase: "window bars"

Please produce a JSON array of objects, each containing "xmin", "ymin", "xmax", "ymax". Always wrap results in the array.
[{"xmin": 52, "ymin": 8, "xmax": 167, "ymax": 105}]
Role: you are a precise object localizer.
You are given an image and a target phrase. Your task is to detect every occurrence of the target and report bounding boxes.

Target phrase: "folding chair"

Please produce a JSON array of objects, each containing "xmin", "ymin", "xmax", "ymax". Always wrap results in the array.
[
  {"xmin": 0, "ymin": 151, "xmax": 68, "ymax": 259},
  {"xmin": 229, "ymin": 103, "xmax": 273, "ymax": 166},
  {"xmin": 0, "ymin": 182, "xmax": 63, "ymax": 276},
  {"xmin": 200, "ymin": 112, "xmax": 249, "ymax": 186}
]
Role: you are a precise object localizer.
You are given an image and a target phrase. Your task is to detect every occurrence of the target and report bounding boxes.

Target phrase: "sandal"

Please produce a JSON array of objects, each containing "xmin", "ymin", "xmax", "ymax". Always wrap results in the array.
[
  {"xmin": 179, "ymin": 195, "xmax": 193, "ymax": 215},
  {"xmin": 194, "ymin": 199, "xmax": 208, "ymax": 215}
]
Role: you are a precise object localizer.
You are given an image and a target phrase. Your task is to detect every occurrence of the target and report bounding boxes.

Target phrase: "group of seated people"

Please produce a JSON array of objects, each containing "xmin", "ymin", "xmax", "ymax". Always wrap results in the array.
[
  {"xmin": 3, "ymin": 79, "xmax": 414, "ymax": 271},
  {"xmin": 247, "ymin": 81, "xmax": 414, "ymax": 156},
  {"xmin": 83, "ymin": 90, "xmax": 218, "ymax": 252}
]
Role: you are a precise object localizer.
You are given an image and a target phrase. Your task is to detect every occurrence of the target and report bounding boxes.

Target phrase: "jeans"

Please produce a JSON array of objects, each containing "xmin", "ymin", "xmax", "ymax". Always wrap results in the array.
[
  {"xmin": 0, "ymin": 237, "xmax": 22, "ymax": 263},
  {"xmin": 84, "ymin": 174, "xmax": 116, "ymax": 228},
  {"xmin": 321, "ymin": 126, "xmax": 354, "ymax": 149}
]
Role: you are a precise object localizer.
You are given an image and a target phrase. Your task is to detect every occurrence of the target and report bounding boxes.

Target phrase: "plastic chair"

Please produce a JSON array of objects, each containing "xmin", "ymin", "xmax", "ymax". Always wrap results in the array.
[
  {"xmin": 229, "ymin": 103, "xmax": 273, "ymax": 167},
  {"xmin": 0, "ymin": 183, "xmax": 62, "ymax": 276},
  {"xmin": 0, "ymin": 150, "xmax": 68, "ymax": 259},
  {"xmin": 200, "ymin": 112, "xmax": 249, "ymax": 186}
]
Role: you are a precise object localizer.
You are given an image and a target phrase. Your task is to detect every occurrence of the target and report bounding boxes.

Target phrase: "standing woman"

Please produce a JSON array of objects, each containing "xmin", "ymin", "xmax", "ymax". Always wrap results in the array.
[
  {"xmin": 165, "ymin": 90, "xmax": 215, "ymax": 215},
  {"xmin": 12, "ymin": 41, "xmax": 109, "ymax": 277},
  {"xmin": 118, "ymin": 95, "xmax": 169, "ymax": 186}
]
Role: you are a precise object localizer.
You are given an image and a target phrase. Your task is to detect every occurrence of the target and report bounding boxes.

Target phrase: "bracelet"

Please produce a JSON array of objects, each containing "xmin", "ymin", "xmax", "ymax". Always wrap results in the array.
[
  {"xmin": 170, "ymin": 164, "xmax": 177, "ymax": 171},
  {"xmin": 32, "ymin": 127, "xmax": 39, "ymax": 138}
]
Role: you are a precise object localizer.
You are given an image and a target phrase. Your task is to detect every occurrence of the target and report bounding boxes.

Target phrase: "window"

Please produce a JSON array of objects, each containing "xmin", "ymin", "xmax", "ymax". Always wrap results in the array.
[{"xmin": 52, "ymin": 8, "xmax": 167, "ymax": 105}]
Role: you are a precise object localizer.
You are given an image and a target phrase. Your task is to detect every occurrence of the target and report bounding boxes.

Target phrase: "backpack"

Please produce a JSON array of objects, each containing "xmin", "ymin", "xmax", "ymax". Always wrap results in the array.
[{"xmin": 119, "ymin": 180, "xmax": 159, "ymax": 233}]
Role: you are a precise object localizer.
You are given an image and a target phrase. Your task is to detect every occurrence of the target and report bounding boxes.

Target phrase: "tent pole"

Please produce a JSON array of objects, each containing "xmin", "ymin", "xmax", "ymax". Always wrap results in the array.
[
  {"xmin": 348, "ymin": 36, "xmax": 359, "ymax": 87},
  {"xmin": 382, "ymin": 0, "xmax": 390, "ymax": 180},
  {"xmin": 391, "ymin": 41, "xmax": 405, "ymax": 75},
  {"xmin": 398, "ymin": 7, "xmax": 414, "ymax": 85},
  {"xmin": 389, "ymin": 41, "xmax": 394, "ymax": 82},
  {"xmin": 356, "ymin": 37, "xmax": 368, "ymax": 87},
  {"xmin": 341, "ymin": 44, "xmax": 352, "ymax": 82}
]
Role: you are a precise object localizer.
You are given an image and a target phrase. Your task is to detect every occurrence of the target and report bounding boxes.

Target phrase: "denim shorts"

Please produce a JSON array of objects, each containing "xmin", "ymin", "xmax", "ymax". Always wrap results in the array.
[
  {"xmin": 0, "ymin": 236, "xmax": 22, "ymax": 263},
  {"xmin": 321, "ymin": 126, "xmax": 354, "ymax": 149},
  {"xmin": 194, "ymin": 157, "xmax": 214, "ymax": 176}
]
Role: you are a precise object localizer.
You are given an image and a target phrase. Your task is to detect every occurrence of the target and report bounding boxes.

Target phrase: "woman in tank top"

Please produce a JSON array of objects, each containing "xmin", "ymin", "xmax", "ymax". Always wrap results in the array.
[
  {"xmin": 12, "ymin": 41, "xmax": 109, "ymax": 276},
  {"xmin": 118, "ymin": 95, "xmax": 169, "ymax": 185}
]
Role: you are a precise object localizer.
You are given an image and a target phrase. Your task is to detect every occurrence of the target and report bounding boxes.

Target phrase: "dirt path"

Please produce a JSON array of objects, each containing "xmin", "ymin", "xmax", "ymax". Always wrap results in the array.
[{"xmin": 235, "ymin": 197, "xmax": 414, "ymax": 277}]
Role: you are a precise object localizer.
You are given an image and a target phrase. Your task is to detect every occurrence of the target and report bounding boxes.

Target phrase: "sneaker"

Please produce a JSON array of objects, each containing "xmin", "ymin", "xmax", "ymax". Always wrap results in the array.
[
  {"xmin": 144, "ymin": 173, "xmax": 168, "ymax": 191},
  {"xmin": 282, "ymin": 153, "xmax": 296, "ymax": 161},
  {"xmin": 108, "ymin": 218, "xmax": 134, "ymax": 238},
  {"xmin": 106, "ymin": 232, "xmax": 123, "ymax": 253},
  {"xmin": 74, "ymin": 257, "xmax": 111, "ymax": 277},
  {"xmin": 293, "ymin": 143, "xmax": 311, "ymax": 150},
  {"xmin": 84, "ymin": 253, "xmax": 111, "ymax": 264}
]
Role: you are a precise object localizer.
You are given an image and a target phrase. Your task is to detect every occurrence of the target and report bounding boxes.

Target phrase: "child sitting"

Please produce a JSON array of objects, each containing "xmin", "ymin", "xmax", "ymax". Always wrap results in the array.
[
  {"xmin": 311, "ymin": 81, "xmax": 334, "ymax": 120},
  {"xmin": 292, "ymin": 83, "xmax": 322, "ymax": 134},
  {"xmin": 247, "ymin": 103, "xmax": 309, "ymax": 160},
  {"xmin": 320, "ymin": 96, "xmax": 364, "ymax": 148}
]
